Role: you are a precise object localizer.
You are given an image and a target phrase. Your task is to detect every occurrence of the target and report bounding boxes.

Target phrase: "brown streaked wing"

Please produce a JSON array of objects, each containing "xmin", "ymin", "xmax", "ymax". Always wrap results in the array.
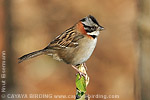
[{"xmin": 48, "ymin": 30, "xmax": 84, "ymax": 49}]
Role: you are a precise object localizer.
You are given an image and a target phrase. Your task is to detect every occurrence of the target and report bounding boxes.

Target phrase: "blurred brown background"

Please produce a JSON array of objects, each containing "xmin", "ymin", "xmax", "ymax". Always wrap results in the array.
[{"xmin": 0, "ymin": 0, "xmax": 150, "ymax": 100}]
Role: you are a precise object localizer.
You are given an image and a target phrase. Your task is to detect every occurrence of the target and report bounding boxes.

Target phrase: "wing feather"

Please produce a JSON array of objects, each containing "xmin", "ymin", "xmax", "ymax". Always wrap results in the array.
[{"xmin": 46, "ymin": 27, "xmax": 84, "ymax": 50}]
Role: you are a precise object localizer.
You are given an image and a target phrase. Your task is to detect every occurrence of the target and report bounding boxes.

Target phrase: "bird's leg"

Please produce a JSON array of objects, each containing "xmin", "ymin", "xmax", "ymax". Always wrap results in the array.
[
  {"xmin": 71, "ymin": 65, "xmax": 86, "ymax": 78},
  {"xmin": 83, "ymin": 63, "xmax": 88, "ymax": 71}
]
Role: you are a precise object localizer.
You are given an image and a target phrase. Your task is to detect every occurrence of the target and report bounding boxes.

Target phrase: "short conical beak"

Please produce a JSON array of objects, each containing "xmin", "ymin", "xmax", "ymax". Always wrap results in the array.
[{"xmin": 98, "ymin": 25, "xmax": 104, "ymax": 31}]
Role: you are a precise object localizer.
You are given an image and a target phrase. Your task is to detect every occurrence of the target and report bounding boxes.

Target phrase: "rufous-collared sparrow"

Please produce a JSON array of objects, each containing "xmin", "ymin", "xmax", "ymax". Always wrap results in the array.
[{"xmin": 18, "ymin": 15, "xmax": 104, "ymax": 75}]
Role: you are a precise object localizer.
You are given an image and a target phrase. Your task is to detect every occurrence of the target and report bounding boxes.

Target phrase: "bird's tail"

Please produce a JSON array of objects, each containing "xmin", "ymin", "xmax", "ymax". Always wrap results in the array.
[{"xmin": 18, "ymin": 49, "xmax": 47, "ymax": 63}]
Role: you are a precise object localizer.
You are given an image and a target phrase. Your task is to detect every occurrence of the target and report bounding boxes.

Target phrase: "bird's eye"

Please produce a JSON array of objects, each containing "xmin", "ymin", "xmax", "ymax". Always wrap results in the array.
[{"xmin": 91, "ymin": 26, "xmax": 96, "ymax": 30}]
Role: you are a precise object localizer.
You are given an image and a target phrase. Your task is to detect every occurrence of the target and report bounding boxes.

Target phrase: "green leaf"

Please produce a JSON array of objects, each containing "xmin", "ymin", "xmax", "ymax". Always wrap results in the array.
[{"xmin": 76, "ymin": 73, "xmax": 86, "ymax": 93}]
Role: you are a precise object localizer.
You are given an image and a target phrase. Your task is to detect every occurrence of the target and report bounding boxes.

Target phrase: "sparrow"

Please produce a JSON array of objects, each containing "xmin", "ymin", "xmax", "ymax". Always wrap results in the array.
[{"xmin": 18, "ymin": 15, "xmax": 104, "ymax": 76}]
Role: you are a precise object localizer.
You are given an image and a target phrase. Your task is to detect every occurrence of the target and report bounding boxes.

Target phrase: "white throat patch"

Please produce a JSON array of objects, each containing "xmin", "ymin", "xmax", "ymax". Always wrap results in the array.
[{"xmin": 87, "ymin": 31, "xmax": 100, "ymax": 36}]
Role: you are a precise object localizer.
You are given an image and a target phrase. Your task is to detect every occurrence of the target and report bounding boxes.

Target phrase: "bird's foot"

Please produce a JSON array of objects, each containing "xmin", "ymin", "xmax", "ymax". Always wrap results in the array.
[
  {"xmin": 78, "ymin": 71, "xmax": 86, "ymax": 78},
  {"xmin": 71, "ymin": 65, "xmax": 86, "ymax": 78}
]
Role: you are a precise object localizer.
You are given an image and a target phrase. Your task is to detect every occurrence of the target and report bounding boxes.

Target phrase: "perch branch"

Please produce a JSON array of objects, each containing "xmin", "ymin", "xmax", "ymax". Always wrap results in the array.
[{"xmin": 75, "ymin": 63, "xmax": 89, "ymax": 100}]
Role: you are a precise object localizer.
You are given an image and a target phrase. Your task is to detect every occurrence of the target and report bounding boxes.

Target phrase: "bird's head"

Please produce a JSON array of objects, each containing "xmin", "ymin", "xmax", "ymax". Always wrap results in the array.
[{"xmin": 80, "ymin": 15, "xmax": 104, "ymax": 38}]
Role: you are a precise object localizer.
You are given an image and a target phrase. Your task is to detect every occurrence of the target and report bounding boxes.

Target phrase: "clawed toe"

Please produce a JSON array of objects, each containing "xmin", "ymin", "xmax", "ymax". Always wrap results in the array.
[
  {"xmin": 78, "ymin": 71, "xmax": 86, "ymax": 78},
  {"xmin": 72, "ymin": 65, "xmax": 86, "ymax": 78}
]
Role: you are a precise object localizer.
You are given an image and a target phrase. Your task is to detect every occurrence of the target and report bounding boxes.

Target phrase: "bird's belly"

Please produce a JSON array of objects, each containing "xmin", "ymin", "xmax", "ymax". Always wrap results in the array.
[{"xmin": 71, "ymin": 38, "xmax": 97, "ymax": 65}]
